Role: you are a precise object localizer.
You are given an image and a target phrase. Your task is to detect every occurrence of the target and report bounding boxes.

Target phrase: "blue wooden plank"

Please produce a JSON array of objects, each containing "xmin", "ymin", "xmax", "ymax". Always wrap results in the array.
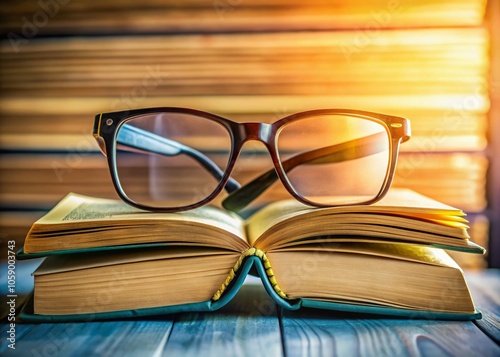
[
  {"xmin": 1, "ymin": 320, "xmax": 175, "ymax": 357},
  {"xmin": 281, "ymin": 307, "xmax": 500, "ymax": 356},
  {"xmin": 162, "ymin": 276, "xmax": 283, "ymax": 357},
  {"xmin": 465, "ymin": 269, "xmax": 500, "ymax": 343}
]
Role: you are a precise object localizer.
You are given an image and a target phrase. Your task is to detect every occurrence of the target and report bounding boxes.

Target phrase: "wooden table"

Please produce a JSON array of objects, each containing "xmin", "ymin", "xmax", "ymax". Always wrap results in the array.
[{"xmin": 1, "ymin": 260, "xmax": 499, "ymax": 356}]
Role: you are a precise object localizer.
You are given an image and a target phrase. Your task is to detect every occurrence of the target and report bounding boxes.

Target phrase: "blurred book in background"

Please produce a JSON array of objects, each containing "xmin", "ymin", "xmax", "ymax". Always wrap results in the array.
[
  {"xmin": 0, "ymin": 0, "xmax": 494, "ymax": 268},
  {"xmin": 0, "ymin": 0, "xmax": 488, "ymax": 34}
]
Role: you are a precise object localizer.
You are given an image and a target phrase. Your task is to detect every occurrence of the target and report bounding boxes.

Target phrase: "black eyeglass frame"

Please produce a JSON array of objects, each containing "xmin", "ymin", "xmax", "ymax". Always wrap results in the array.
[{"xmin": 93, "ymin": 107, "xmax": 411, "ymax": 213}]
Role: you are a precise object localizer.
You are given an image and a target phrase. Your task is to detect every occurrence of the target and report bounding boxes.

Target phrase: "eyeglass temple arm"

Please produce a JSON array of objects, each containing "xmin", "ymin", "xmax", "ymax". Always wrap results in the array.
[
  {"xmin": 222, "ymin": 132, "xmax": 387, "ymax": 212},
  {"xmin": 117, "ymin": 124, "xmax": 241, "ymax": 192}
]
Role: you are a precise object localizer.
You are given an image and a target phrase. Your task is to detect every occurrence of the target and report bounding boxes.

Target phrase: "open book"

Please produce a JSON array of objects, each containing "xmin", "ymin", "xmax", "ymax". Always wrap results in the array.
[{"xmin": 19, "ymin": 189, "xmax": 484, "ymax": 321}]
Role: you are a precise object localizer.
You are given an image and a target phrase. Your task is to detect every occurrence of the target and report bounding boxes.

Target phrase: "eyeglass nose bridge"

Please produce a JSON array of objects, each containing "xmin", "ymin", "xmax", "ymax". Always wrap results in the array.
[{"xmin": 238, "ymin": 122, "xmax": 274, "ymax": 144}]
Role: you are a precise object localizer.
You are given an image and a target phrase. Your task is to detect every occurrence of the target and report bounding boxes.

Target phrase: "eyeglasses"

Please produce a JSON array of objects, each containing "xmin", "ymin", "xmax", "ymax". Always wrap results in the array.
[{"xmin": 93, "ymin": 108, "xmax": 410, "ymax": 213}]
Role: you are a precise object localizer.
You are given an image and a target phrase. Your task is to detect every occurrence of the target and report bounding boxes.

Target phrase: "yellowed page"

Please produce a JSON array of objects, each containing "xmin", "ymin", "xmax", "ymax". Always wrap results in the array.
[
  {"xmin": 36, "ymin": 193, "xmax": 245, "ymax": 237},
  {"xmin": 246, "ymin": 188, "xmax": 468, "ymax": 248},
  {"xmin": 34, "ymin": 246, "xmax": 238, "ymax": 275},
  {"xmin": 34, "ymin": 252, "xmax": 240, "ymax": 315},
  {"xmin": 267, "ymin": 246, "xmax": 475, "ymax": 313},
  {"xmin": 25, "ymin": 193, "xmax": 249, "ymax": 253},
  {"xmin": 270, "ymin": 242, "xmax": 461, "ymax": 268}
]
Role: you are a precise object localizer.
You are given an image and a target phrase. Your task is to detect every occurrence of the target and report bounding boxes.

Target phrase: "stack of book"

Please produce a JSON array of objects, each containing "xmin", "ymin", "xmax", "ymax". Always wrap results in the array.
[
  {"xmin": 17, "ymin": 189, "xmax": 485, "ymax": 321},
  {"xmin": 0, "ymin": 0, "xmax": 491, "ymax": 269}
]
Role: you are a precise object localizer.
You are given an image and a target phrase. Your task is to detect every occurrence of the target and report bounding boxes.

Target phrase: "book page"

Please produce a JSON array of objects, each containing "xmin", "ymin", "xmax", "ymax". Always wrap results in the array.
[
  {"xmin": 266, "ymin": 246, "xmax": 474, "ymax": 313},
  {"xmin": 246, "ymin": 188, "xmax": 468, "ymax": 248},
  {"xmin": 34, "ymin": 250, "xmax": 240, "ymax": 315},
  {"xmin": 25, "ymin": 193, "xmax": 250, "ymax": 253},
  {"xmin": 36, "ymin": 193, "xmax": 246, "ymax": 240},
  {"xmin": 34, "ymin": 246, "xmax": 239, "ymax": 275},
  {"xmin": 271, "ymin": 242, "xmax": 461, "ymax": 268}
]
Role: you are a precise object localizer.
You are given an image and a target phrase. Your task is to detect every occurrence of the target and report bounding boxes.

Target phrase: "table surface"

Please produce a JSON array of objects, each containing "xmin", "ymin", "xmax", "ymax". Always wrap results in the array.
[{"xmin": 1, "ymin": 260, "xmax": 499, "ymax": 357}]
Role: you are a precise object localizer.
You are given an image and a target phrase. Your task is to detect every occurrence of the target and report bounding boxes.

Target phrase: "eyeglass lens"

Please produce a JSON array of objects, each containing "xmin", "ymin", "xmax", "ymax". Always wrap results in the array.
[
  {"xmin": 276, "ymin": 114, "xmax": 390, "ymax": 205},
  {"xmin": 115, "ymin": 113, "xmax": 233, "ymax": 208}
]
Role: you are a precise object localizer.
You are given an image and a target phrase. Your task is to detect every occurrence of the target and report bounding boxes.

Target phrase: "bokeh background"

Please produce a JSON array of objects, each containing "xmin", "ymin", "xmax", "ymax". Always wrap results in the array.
[{"xmin": 0, "ymin": 0, "xmax": 499, "ymax": 267}]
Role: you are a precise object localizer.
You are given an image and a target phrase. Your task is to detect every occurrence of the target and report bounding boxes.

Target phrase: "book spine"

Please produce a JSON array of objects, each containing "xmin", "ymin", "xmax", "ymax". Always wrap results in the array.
[{"xmin": 212, "ymin": 247, "xmax": 288, "ymax": 301}]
